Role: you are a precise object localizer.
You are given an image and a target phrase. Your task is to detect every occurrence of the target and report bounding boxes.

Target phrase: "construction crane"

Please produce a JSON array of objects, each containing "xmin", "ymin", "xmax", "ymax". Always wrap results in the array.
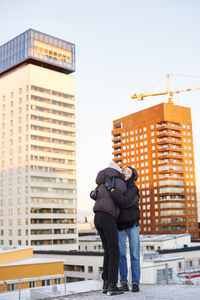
[{"xmin": 131, "ymin": 74, "xmax": 200, "ymax": 104}]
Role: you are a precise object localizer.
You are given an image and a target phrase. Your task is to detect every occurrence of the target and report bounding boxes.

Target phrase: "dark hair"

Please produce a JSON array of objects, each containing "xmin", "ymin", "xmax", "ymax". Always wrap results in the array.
[{"xmin": 124, "ymin": 166, "xmax": 138, "ymax": 182}]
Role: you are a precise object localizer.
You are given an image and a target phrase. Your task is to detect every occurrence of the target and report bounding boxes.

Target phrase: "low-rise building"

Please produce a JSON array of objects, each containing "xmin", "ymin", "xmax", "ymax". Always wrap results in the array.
[
  {"xmin": 78, "ymin": 233, "xmax": 191, "ymax": 252},
  {"xmin": 34, "ymin": 233, "xmax": 200, "ymax": 285},
  {"xmin": 34, "ymin": 249, "xmax": 184, "ymax": 284},
  {"xmin": 0, "ymin": 246, "xmax": 64, "ymax": 292}
]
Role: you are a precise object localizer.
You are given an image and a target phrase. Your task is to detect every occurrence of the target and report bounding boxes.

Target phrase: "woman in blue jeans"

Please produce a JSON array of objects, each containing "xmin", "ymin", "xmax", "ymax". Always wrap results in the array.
[{"xmin": 105, "ymin": 166, "xmax": 140, "ymax": 292}]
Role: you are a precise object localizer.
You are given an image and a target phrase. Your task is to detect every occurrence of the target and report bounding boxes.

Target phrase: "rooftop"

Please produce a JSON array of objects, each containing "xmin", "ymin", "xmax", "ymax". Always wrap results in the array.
[
  {"xmin": 1, "ymin": 257, "xmax": 63, "ymax": 267},
  {"xmin": 140, "ymin": 233, "xmax": 190, "ymax": 242},
  {"xmin": 0, "ymin": 28, "xmax": 75, "ymax": 75},
  {"xmin": 78, "ymin": 233, "xmax": 190, "ymax": 242},
  {"xmin": 0, "ymin": 280, "xmax": 199, "ymax": 300},
  {"xmin": 0, "ymin": 246, "xmax": 31, "ymax": 254}
]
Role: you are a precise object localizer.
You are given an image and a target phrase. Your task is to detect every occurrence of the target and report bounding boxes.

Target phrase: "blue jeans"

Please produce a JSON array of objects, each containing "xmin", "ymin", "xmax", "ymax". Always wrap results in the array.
[{"xmin": 118, "ymin": 225, "xmax": 140, "ymax": 285}]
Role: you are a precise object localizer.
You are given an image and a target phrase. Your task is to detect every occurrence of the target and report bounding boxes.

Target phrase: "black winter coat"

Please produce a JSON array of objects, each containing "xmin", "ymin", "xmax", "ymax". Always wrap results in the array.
[
  {"xmin": 110, "ymin": 180, "xmax": 140, "ymax": 230},
  {"xmin": 93, "ymin": 167, "xmax": 127, "ymax": 218}
]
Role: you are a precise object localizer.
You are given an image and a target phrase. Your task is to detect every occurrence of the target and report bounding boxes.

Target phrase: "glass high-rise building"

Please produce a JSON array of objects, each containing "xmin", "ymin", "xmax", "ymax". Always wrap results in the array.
[
  {"xmin": 0, "ymin": 29, "xmax": 77, "ymax": 250},
  {"xmin": 112, "ymin": 103, "xmax": 199, "ymax": 239}
]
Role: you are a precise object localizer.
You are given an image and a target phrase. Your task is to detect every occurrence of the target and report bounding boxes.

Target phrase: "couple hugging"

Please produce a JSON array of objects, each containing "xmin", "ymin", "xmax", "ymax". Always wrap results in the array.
[{"xmin": 91, "ymin": 161, "xmax": 140, "ymax": 296}]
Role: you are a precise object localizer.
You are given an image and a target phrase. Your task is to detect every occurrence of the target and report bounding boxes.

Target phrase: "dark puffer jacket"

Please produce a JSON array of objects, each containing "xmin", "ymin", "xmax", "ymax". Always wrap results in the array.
[
  {"xmin": 110, "ymin": 180, "xmax": 140, "ymax": 230},
  {"xmin": 93, "ymin": 168, "xmax": 127, "ymax": 218}
]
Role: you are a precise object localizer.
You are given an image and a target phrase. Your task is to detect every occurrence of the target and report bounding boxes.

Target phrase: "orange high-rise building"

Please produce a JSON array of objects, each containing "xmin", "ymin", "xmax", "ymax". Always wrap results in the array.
[{"xmin": 112, "ymin": 103, "xmax": 199, "ymax": 239}]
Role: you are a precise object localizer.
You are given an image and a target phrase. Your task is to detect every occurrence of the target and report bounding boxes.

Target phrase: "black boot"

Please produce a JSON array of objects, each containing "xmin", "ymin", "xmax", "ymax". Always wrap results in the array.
[
  {"xmin": 107, "ymin": 283, "xmax": 124, "ymax": 296},
  {"xmin": 121, "ymin": 283, "xmax": 129, "ymax": 291},
  {"xmin": 132, "ymin": 284, "xmax": 140, "ymax": 292},
  {"xmin": 102, "ymin": 280, "xmax": 108, "ymax": 294}
]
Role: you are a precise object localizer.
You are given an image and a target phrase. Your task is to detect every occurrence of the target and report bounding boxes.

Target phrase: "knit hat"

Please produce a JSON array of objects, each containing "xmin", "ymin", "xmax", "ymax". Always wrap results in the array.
[
  {"xmin": 109, "ymin": 161, "xmax": 122, "ymax": 173},
  {"xmin": 125, "ymin": 166, "xmax": 138, "ymax": 182}
]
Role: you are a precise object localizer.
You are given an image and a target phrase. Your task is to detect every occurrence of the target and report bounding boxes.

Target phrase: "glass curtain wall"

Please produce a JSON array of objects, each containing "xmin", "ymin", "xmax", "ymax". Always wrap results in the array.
[{"xmin": 0, "ymin": 29, "xmax": 75, "ymax": 74}]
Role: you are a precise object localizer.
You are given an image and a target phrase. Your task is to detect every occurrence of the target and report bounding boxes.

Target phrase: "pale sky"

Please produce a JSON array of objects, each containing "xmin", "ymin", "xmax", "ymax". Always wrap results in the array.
[{"xmin": 1, "ymin": 0, "xmax": 200, "ymax": 220}]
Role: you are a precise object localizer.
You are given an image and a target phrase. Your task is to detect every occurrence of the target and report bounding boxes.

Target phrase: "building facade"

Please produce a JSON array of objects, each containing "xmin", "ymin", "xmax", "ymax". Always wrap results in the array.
[
  {"xmin": 112, "ymin": 103, "xmax": 199, "ymax": 239},
  {"xmin": 0, "ymin": 29, "xmax": 78, "ymax": 250},
  {"xmin": 34, "ymin": 249, "xmax": 185, "ymax": 285}
]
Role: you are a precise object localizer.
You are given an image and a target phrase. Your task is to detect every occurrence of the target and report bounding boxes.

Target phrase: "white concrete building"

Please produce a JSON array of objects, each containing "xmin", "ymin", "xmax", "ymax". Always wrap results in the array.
[
  {"xmin": 78, "ymin": 233, "xmax": 191, "ymax": 253},
  {"xmin": 34, "ymin": 250, "xmax": 185, "ymax": 284},
  {"xmin": 140, "ymin": 233, "xmax": 191, "ymax": 251},
  {"xmin": 78, "ymin": 235, "xmax": 103, "ymax": 252},
  {"xmin": 0, "ymin": 29, "xmax": 77, "ymax": 251}
]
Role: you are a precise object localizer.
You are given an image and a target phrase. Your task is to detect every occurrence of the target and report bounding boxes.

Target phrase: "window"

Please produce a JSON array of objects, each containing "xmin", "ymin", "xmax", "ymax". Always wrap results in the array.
[
  {"xmin": 7, "ymin": 284, "xmax": 15, "ymax": 291},
  {"xmin": 55, "ymin": 278, "xmax": 61, "ymax": 284},
  {"xmin": 88, "ymin": 266, "xmax": 93, "ymax": 273},
  {"xmin": 42, "ymin": 279, "xmax": 51, "ymax": 286},
  {"xmin": 29, "ymin": 281, "xmax": 35, "ymax": 288},
  {"xmin": 42, "ymin": 280, "xmax": 46, "ymax": 286}
]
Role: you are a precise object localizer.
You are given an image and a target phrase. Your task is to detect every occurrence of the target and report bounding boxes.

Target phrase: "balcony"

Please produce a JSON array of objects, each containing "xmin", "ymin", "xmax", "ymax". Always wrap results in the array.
[
  {"xmin": 159, "ymin": 174, "xmax": 184, "ymax": 180},
  {"xmin": 156, "ymin": 122, "xmax": 181, "ymax": 130},
  {"xmin": 112, "ymin": 134, "xmax": 121, "ymax": 140},
  {"xmin": 157, "ymin": 130, "xmax": 181, "ymax": 137},
  {"xmin": 159, "ymin": 180, "xmax": 184, "ymax": 186},
  {"xmin": 157, "ymin": 144, "xmax": 182, "ymax": 151},
  {"xmin": 159, "ymin": 187, "xmax": 185, "ymax": 194},
  {"xmin": 114, "ymin": 159, "xmax": 122, "ymax": 164},
  {"xmin": 160, "ymin": 195, "xmax": 185, "ymax": 201},
  {"xmin": 114, "ymin": 154, "xmax": 121, "ymax": 158},
  {"xmin": 158, "ymin": 159, "xmax": 183, "ymax": 165},
  {"xmin": 160, "ymin": 202, "xmax": 186, "ymax": 209},
  {"xmin": 112, "ymin": 147, "xmax": 121, "ymax": 155},
  {"xmin": 158, "ymin": 165, "xmax": 184, "ymax": 172},
  {"xmin": 157, "ymin": 137, "xmax": 182, "ymax": 144},
  {"xmin": 113, "ymin": 141, "xmax": 121, "ymax": 145},
  {"xmin": 160, "ymin": 209, "xmax": 186, "ymax": 216},
  {"xmin": 157, "ymin": 152, "xmax": 183, "ymax": 158}
]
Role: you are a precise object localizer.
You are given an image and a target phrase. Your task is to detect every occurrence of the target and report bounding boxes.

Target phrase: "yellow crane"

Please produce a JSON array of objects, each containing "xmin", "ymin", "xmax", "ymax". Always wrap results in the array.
[{"xmin": 131, "ymin": 74, "xmax": 200, "ymax": 104}]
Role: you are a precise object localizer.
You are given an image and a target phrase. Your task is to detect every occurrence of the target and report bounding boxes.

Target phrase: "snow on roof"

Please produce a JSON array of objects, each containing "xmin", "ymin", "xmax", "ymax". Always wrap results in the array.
[
  {"xmin": 79, "ymin": 235, "xmax": 101, "ymax": 241},
  {"xmin": 1, "ymin": 257, "xmax": 64, "ymax": 267},
  {"xmin": 78, "ymin": 233, "xmax": 190, "ymax": 243},
  {"xmin": 0, "ymin": 246, "xmax": 32, "ymax": 254},
  {"xmin": 154, "ymin": 255, "xmax": 184, "ymax": 262},
  {"xmin": 140, "ymin": 233, "xmax": 190, "ymax": 242},
  {"xmin": 0, "ymin": 280, "xmax": 200, "ymax": 300}
]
